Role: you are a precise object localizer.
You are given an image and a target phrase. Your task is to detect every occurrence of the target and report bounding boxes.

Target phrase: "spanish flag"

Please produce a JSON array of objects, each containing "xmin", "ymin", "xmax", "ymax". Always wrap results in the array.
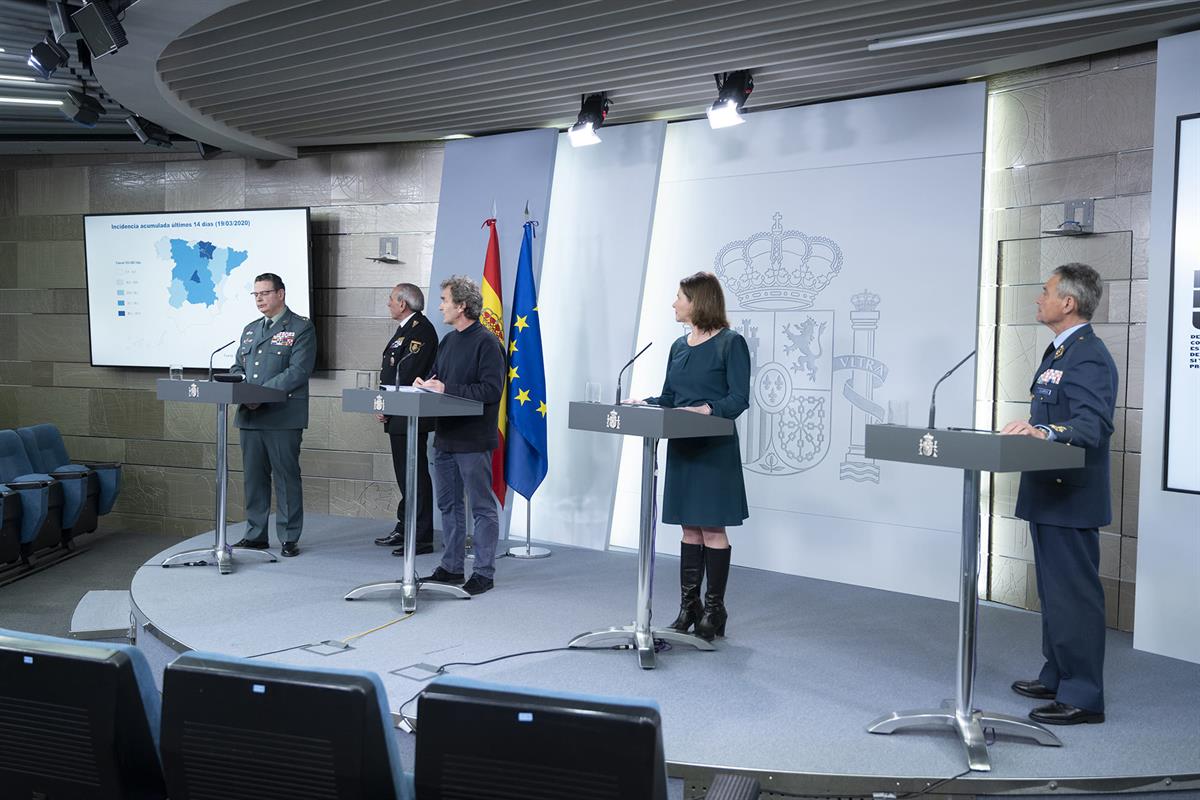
[{"xmin": 479, "ymin": 218, "xmax": 507, "ymax": 506}]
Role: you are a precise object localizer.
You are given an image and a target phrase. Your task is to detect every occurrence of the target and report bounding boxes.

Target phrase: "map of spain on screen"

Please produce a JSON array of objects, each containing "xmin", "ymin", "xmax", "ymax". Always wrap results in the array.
[
  {"xmin": 162, "ymin": 237, "xmax": 250, "ymax": 308},
  {"xmin": 83, "ymin": 208, "xmax": 311, "ymax": 369}
]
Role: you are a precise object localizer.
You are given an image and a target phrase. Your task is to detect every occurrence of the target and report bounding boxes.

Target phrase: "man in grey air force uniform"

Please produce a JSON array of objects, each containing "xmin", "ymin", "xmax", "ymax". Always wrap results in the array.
[{"xmin": 230, "ymin": 272, "xmax": 317, "ymax": 557}]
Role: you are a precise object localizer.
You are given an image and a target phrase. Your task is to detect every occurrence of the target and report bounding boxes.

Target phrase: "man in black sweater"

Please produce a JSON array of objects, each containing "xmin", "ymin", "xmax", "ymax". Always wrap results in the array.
[
  {"xmin": 415, "ymin": 275, "xmax": 506, "ymax": 595},
  {"xmin": 375, "ymin": 283, "xmax": 439, "ymax": 555}
]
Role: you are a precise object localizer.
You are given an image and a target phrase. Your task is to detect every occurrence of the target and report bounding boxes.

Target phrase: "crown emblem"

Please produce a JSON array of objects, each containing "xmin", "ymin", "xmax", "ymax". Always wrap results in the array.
[
  {"xmin": 188, "ymin": 382, "xmax": 199, "ymax": 398},
  {"xmin": 851, "ymin": 289, "xmax": 880, "ymax": 312},
  {"xmin": 373, "ymin": 394, "xmax": 385, "ymax": 412},
  {"xmin": 715, "ymin": 213, "xmax": 843, "ymax": 310}
]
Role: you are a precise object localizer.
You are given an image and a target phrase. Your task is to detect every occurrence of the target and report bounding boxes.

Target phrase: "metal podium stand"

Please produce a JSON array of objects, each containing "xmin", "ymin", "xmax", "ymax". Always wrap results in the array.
[
  {"xmin": 155, "ymin": 379, "xmax": 286, "ymax": 574},
  {"xmin": 341, "ymin": 387, "xmax": 482, "ymax": 611},
  {"xmin": 863, "ymin": 424, "xmax": 1084, "ymax": 771},
  {"xmin": 567, "ymin": 402, "xmax": 733, "ymax": 669}
]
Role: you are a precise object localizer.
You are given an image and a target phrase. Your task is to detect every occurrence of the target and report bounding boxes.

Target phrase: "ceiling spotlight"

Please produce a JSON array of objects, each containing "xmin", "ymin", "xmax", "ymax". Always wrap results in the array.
[
  {"xmin": 196, "ymin": 141, "xmax": 223, "ymax": 160},
  {"xmin": 568, "ymin": 92, "xmax": 610, "ymax": 147},
  {"xmin": 59, "ymin": 89, "xmax": 103, "ymax": 126},
  {"xmin": 71, "ymin": 1, "xmax": 128, "ymax": 59},
  {"xmin": 28, "ymin": 32, "xmax": 69, "ymax": 78},
  {"xmin": 48, "ymin": 2, "xmax": 77, "ymax": 43},
  {"xmin": 706, "ymin": 70, "xmax": 754, "ymax": 129},
  {"xmin": 127, "ymin": 115, "xmax": 173, "ymax": 148}
]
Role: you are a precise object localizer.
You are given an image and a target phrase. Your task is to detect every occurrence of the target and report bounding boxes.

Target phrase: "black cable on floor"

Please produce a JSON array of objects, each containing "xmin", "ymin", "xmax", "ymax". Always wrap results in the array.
[{"xmin": 395, "ymin": 643, "xmax": 631, "ymax": 726}]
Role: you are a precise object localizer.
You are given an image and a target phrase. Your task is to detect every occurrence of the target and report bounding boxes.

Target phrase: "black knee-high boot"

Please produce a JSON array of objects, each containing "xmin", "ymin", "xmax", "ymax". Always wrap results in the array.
[
  {"xmin": 696, "ymin": 546, "xmax": 731, "ymax": 641},
  {"xmin": 668, "ymin": 542, "xmax": 704, "ymax": 632}
]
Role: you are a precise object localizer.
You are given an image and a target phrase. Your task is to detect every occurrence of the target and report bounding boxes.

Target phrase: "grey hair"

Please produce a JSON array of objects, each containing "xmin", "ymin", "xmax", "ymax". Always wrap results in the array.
[
  {"xmin": 392, "ymin": 283, "xmax": 424, "ymax": 312},
  {"xmin": 440, "ymin": 274, "xmax": 483, "ymax": 320},
  {"xmin": 1053, "ymin": 262, "xmax": 1103, "ymax": 320}
]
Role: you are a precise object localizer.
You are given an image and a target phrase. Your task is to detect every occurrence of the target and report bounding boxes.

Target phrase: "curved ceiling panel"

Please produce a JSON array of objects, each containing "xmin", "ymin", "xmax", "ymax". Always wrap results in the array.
[{"xmin": 10, "ymin": 0, "xmax": 1200, "ymax": 156}]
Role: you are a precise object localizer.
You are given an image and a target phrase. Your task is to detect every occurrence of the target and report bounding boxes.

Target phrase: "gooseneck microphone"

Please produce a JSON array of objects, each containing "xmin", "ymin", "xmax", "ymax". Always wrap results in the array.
[
  {"xmin": 615, "ymin": 342, "xmax": 653, "ymax": 405},
  {"xmin": 927, "ymin": 350, "xmax": 976, "ymax": 430},
  {"xmin": 208, "ymin": 340, "xmax": 236, "ymax": 382}
]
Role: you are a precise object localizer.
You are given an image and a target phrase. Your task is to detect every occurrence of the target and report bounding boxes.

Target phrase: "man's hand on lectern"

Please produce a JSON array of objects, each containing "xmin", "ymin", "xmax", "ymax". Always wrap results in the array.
[{"xmin": 1000, "ymin": 419, "xmax": 1046, "ymax": 438}]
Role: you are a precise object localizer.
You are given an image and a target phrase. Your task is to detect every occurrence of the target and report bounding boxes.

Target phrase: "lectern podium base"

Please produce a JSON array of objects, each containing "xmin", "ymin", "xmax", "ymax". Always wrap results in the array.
[
  {"xmin": 344, "ymin": 578, "xmax": 470, "ymax": 610},
  {"xmin": 569, "ymin": 625, "xmax": 714, "ymax": 670},
  {"xmin": 161, "ymin": 545, "xmax": 277, "ymax": 575},
  {"xmin": 868, "ymin": 706, "xmax": 1061, "ymax": 772}
]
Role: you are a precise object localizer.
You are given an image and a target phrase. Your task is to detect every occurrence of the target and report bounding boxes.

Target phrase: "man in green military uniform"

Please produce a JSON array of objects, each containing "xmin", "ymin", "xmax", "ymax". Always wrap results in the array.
[{"xmin": 230, "ymin": 272, "xmax": 317, "ymax": 557}]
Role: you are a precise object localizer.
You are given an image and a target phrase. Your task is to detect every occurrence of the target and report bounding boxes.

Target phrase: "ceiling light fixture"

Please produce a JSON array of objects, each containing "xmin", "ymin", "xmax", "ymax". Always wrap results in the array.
[
  {"xmin": 28, "ymin": 33, "xmax": 70, "ymax": 78},
  {"xmin": 867, "ymin": 0, "xmax": 1197, "ymax": 51},
  {"xmin": 706, "ymin": 70, "xmax": 754, "ymax": 129},
  {"xmin": 59, "ymin": 89, "xmax": 103, "ymax": 126},
  {"xmin": 127, "ymin": 115, "xmax": 173, "ymax": 148},
  {"xmin": 72, "ymin": 0, "xmax": 128, "ymax": 59},
  {"xmin": 48, "ymin": 2, "xmax": 77, "ymax": 43},
  {"xmin": 0, "ymin": 95, "xmax": 63, "ymax": 107},
  {"xmin": 568, "ymin": 92, "xmax": 610, "ymax": 147}
]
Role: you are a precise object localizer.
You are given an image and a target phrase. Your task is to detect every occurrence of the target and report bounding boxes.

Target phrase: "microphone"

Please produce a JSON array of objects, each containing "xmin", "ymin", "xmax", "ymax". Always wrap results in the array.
[
  {"xmin": 392, "ymin": 349, "xmax": 418, "ymax": 390},
  {"xmin": 927, "ymin": 350, "xmax": 976, "ymax": 429},
  {"xmin": 208, "ymin": 340, "xmax": 236, "ymax": 382},
  {"xmin": 615, "ymin": 342, "xmax": 653, "ymax": 405}
]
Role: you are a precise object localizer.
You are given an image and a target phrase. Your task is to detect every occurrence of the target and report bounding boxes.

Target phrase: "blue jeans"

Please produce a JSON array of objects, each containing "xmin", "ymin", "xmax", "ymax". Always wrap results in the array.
[{"xmin": 433, "ymin": 449, "xmax": 499, "ymax": 579}]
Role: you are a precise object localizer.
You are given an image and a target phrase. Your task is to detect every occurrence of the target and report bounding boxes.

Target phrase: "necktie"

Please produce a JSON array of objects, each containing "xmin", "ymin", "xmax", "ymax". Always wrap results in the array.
[{"xmin": 1042, "ymin": 342, "xmax": 1055, "ymax": 361}]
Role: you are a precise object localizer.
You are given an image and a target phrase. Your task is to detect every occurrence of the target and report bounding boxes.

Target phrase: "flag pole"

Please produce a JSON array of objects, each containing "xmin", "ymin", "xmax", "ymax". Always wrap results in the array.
[{"xmin": 507, "ymin": 494, "xmax": 551, "ymax": 559}]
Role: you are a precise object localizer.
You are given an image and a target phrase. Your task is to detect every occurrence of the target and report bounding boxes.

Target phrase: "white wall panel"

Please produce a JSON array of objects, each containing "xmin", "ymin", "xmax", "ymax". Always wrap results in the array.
[{"xmin": 613, "ymin": 84, "xmax": 986, "ymax": 600}]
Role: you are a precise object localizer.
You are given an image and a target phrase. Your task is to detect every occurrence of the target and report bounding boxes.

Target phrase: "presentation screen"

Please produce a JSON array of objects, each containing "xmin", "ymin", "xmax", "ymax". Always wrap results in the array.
[
  {"xmin": 1165, "ymin": 113, "xmax": 1199, "ymax": 494},
  {"xmin": 83, "ymin": 207, "xmax": 312, "ymax": 369}
]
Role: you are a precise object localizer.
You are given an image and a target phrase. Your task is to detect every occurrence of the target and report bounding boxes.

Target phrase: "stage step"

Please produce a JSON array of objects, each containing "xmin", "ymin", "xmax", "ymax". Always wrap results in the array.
[{"xmin": 70, "ymin": 589, "xmax": 133, "ymax": 642}]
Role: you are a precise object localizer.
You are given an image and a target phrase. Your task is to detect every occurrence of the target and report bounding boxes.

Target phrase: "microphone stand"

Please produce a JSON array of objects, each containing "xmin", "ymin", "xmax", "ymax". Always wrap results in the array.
[
  {"xmin": 615, "ymin": 342, "xmax": 653, "ymax": 405},
  {"xmin": 928, "ymin": 350, "xmax": 976, "ymax": 429},
  {"xmin": 207, "ymin": 340, "xmax": 236, "ymax": 382}
]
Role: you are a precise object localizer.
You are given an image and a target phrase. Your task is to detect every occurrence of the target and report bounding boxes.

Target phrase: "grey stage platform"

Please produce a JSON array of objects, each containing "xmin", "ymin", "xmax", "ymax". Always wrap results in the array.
[{"xmin": 130, "ymin": 514, "xmax": 1200, "ymax": 795}]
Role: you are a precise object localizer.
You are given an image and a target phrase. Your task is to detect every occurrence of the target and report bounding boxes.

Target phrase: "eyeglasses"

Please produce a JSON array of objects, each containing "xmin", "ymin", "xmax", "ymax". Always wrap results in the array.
[{"xmin": 250, "ymin": 289, "xmax": 279, "ymax": 299}]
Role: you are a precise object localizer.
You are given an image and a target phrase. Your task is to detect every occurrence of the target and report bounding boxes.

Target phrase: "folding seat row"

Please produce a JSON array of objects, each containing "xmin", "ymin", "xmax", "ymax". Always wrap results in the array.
[
  {"xmin": 0, "ymin": 423, "xmax": 121, "ymax": 570},
  {"xmin": 0, "ymin": 627, "xmax": 761, "ymax": 800}
]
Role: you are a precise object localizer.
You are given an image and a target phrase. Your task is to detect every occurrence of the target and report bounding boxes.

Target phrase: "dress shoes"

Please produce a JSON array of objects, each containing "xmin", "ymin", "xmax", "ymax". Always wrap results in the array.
[
  {"xmin": 374, "ymin": 529, "xmax": 404, "ymax": 547},
  {"xmin": 1011, "ymin": 679, "xmax": 1056, "ymax": 700},
  {"xmin": 1029, "ymin": 701, "xmax": 1105, "ymax": 725},
  {"xmin": 232, "ymin": 538, "xmax": 269, "ymax": 549},
  {"xmin": 280, "ymin": 542, "xmax": 300, "ymax": 558},
  {"xmin": 461, "ymin": 574, "xmax": 494, "ymax": 596},
  {"xmin": 392, "ymin": 542, "xmax": 434, "ymax": 556},
  {"xmin": 422, "ymin": 566, "xmax": 465, "ymax": 584}
]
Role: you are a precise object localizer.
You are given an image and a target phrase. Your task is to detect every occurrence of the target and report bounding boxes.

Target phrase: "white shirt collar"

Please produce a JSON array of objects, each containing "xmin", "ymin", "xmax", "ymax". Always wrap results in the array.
[
  {"xmin": 398, "ymin": 312, "xmax": 415, "ymax": 328},
  {"xmin": 1053, "ymin": 322, "xmax": 1088, "ymax": 349}
]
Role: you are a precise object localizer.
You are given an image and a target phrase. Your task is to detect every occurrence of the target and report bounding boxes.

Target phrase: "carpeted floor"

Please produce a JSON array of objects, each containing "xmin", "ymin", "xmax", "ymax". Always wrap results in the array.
[
  {"xmin": 128, "ymin": 514, "xmax": 1200, "ymax": 783},
  {"xmin": 0, "ymin": 528, "xmax": 190, "ymax": 637}
]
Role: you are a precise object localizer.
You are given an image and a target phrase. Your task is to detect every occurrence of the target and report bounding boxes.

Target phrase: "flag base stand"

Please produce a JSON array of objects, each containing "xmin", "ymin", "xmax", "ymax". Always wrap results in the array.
[{"xmin": 506, "ymin": 500, "xmax": 552, "ymax": 559}]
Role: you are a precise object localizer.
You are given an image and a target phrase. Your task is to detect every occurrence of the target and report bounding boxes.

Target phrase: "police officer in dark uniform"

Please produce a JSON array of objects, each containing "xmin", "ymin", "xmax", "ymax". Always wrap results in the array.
[
  {"xmin": 374, "ymin": 283, "xmax": 439, "ymax": 555},
  {"xmin": 230, "ymin": 272, "xmax": 316, "ymax": 558},
  {"xmin": 1001, "ymin": 262, "xmax": 1118, "ymax": 726}
]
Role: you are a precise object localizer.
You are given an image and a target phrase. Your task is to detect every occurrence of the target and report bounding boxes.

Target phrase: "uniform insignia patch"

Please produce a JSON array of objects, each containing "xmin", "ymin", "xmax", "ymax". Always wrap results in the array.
[
  {"xmin": 271, "ymin": 331, "xmax": 296, "ymax": 346},
  {"xmin": 1053, "ymin": 345, "xmax": 1065, "ymax": 359},
  {"xmin": 409, "ymin": 341, "xmax": 423, "ymax": 353},
  {"xmin": 390, "ymin": 338, "xmax": 405, "ymax": 349},
  {"xmin": 1050, "ymin": 424, "xmax": 1067, "ymax": 432},
  {"xmin": 1037, "ymin": 368, "xmax": 1063, "ymax": 385}
]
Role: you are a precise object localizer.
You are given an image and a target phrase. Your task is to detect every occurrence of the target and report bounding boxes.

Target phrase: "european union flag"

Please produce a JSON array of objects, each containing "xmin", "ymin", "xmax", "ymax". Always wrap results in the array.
[{"xmin": 504, "ymin": 220, "xmax": 548, "ymax": 499}]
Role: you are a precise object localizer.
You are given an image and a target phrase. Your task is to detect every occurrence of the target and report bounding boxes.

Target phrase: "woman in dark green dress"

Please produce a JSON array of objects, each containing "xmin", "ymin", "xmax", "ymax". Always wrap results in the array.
[{"xmin": 637, "ymin": 272, "xmax": 750, "ymax": 641}]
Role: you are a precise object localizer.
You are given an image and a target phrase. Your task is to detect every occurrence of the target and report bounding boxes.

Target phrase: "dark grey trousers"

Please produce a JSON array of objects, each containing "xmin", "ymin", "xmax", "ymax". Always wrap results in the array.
[{"xmin": 241, "ymin": 428, "xmax": 304, "ymax": 544}]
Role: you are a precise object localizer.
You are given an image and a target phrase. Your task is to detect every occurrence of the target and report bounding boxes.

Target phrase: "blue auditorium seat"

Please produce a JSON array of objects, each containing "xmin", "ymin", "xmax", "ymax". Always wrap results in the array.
[
  {"xmin": 0, "ymin": 429, "xmax": 65, "ymax": 561},
  {"xmin": 0, "ymin": 486, "xmax": 20, "ymax": 566},
  {"xmin": 161, "ymin": 651, "xmax": 414, "ymax": 800},
  {"xmin": 416, "ymin": 675, "xmax": 760, "ymax": 800},
  {"xmin": 19, "ymin": 423, "xmax": 122, "ymax": 535},
  {"xmin": 0, "ymin": 627, "xmax": 167, "ymax": 799}
]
